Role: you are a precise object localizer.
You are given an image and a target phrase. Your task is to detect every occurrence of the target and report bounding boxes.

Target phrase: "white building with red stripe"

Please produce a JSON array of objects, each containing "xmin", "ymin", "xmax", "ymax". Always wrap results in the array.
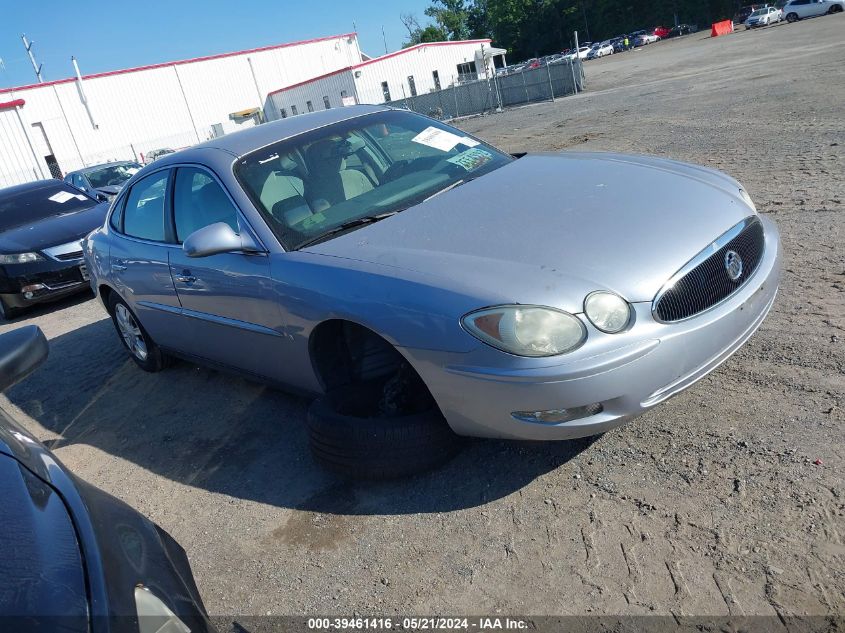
[
  {"xmin": 0, "ymin": 34, "xmax": 504, "ymax": 189},
  {"xmin": 266, "ymin": 40, "xmax": 503, "ymax": 120},
  {"xmin": 0, "ymin": 33, "xmax": 362, "ymax": 187}
]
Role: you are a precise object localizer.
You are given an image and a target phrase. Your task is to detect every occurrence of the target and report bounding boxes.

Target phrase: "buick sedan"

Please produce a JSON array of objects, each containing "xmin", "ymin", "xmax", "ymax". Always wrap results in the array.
[{"xmin": 84, "ymin": 105, "xmax": 781, "ymax": 478}]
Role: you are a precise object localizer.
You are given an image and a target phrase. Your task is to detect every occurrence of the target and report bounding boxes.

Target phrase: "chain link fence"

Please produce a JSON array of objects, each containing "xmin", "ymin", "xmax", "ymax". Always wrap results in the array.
[{"xmin": 386, "ymin": 59, "xmax": 584, "ymax": 121}]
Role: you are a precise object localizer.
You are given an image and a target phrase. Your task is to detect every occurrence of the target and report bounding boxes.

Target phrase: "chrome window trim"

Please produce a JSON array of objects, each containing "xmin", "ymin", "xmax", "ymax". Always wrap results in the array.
[{"xmin": 651, "ymin": 215, "xmax": 763, "ymax": 324}]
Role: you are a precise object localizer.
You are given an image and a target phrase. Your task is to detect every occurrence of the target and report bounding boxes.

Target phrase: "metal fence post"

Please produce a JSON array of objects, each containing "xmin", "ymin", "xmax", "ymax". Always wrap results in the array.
[
  {"xmin": 522, "ymin": 72, "xmax": 529, "ymax": 104},
  {"xmin": 546, "ymin": 63, "xmax": 555, "ymax": 102},
  {"xmin": 493, "ymin": 74, "xmax": 503, "ymax": 111},
  {"xmin": 454, "ymin": 84, "xmax": 460, "ymax": 118},
  {"xmin": 569, "ymin": 59, "xmax": 578, "ymax": 94}
]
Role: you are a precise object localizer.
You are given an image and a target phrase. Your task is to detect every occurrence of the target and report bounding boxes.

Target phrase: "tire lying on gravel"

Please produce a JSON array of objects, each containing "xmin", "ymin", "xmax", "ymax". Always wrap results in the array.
[{"xmin": 307, "ymin": 381, "xmax": 463, "ymax": 479}]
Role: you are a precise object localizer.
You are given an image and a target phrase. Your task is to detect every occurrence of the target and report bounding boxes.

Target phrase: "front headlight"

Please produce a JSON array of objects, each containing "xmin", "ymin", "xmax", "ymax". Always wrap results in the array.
[
  {"xmin": 738, "ymin": 188, "xmax": 757, "ymax": 212},
  {"xmin": 0, "ymin": 252, "xmax": 43, "ymax": 264},
  {"xmin": 584, "ymin": 291, "xmax": 632, "ymax": 333},
  {"xmin": 135, "ymin": 586, "xmax": 191, "ymax": 633},
  {"xmin": 461, "ymin": 305, "xmax": 586, "ymax": 357}
]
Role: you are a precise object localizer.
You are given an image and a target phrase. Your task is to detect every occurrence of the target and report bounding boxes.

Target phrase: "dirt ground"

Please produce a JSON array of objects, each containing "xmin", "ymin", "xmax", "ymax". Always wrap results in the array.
[{"xmin": 2, "ymin": 15, "xmax": 843, "ymax": 626}]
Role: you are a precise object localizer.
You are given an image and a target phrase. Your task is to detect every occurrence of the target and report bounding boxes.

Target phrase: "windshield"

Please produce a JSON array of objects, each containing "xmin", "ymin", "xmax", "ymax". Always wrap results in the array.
[
  {"xmin": 750, "ymin": 8, "xmax": 767, "ymax": 15},
  {"xmin": 85, "ymin": 162, "xmax": 141, "ymax": 188},
  {"xmin": 235, "ymin": 110, "xmax": 512, "ymax": 250},
  {"xmin": 0, "ymin": 181, "xmax": 96, "ymax": 232}
]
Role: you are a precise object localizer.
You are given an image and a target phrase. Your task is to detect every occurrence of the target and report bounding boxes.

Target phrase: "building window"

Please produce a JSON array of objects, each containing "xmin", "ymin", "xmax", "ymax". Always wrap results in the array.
[
  {"xmin": 432, "ymin": 70, "xmax": 441, "ymax": 90},
  {"xmin": 291, "ymin": 105, "xmax": 298, "ymax": 115},
  {"xmin": 407, "ymin": 75, "xmax": 417, "ymax": 97},
  {"xmin": 323, "ymin": 96, "xmax": 331, "ymax": 109},
  {"xmin": 306, "ymin": 100, "xmax": 314, "ymax": 113},
  {"xmin": 279, "ymin": 107, "xmax": 287, "ymax": 119},
  {"xmin": 381, "ymin": 81, "xmax": 391, "ymax": 103},
  {"xmin": 456, "ymin": 62, "xmax": 476, "ymax": 82}
]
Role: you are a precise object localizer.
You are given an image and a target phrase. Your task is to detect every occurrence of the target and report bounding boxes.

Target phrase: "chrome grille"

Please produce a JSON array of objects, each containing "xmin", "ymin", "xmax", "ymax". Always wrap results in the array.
[
  {"xmin": 42, "ymin": 239, "xmax": 84, "ymax": 262},
  {"xmin": 653, "ymin": 217, "xmax": 765, "ymax": 323}
]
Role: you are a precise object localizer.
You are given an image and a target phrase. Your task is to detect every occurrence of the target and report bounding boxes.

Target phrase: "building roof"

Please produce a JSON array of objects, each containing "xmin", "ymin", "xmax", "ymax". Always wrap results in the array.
[
  {"xmin": 0, "ymin": 32, "xmax": 357, "ymax": 95},
  {"xmin": 267, "ymin": 39, "xmax": 493, "ymax": 96}
]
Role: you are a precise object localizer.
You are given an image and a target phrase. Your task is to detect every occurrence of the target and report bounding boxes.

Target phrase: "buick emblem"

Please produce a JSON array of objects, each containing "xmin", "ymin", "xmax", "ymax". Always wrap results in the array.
[{"xmin": 724, "ymin": 250, "xmax": 743, "ymax": 282}]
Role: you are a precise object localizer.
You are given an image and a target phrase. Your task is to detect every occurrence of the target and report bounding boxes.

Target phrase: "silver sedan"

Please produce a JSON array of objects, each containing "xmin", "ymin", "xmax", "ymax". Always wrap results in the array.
[{"xmin": 85, "ymin": 105, "xmax": 781, "ymax": 477}]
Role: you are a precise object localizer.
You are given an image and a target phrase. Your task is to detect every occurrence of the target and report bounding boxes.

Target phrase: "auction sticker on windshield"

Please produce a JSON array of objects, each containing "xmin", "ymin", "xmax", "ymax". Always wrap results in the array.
[
  {"xmin": 412, "ymin": 126, "xmax": 464, "ymax": 152},
  {"xmin": 447, "ymin": 148, "xmax": 494, "ymax": 171}
]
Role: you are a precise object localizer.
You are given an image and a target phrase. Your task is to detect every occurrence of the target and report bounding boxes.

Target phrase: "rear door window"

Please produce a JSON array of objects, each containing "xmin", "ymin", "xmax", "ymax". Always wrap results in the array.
[{"xmin": 122, "ymin": 171, "xmax": 169, "ymax": 242}]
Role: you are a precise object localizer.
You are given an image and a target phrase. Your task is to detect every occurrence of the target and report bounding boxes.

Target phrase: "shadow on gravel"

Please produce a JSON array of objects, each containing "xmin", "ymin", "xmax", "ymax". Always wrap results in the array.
[
  {"xmin": 2, "ymin": 290, "xmax": 95, "ymax": 324},
  {"xmin": 5, "ymin": 320, "xmax": 596, "ymax": 515}
]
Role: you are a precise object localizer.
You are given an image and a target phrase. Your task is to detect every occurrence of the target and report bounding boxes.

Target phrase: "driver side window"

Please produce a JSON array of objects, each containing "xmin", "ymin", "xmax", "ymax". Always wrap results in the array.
[{"xmin": 172, "ymin": 168, "xmax": 239, "ymax": 242}]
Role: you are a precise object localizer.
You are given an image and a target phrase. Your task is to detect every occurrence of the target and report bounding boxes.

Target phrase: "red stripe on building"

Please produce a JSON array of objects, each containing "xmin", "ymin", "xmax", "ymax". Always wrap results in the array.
[{"xmin": 0, "ymin": 98, "xmax": 25, "ymax": 109}]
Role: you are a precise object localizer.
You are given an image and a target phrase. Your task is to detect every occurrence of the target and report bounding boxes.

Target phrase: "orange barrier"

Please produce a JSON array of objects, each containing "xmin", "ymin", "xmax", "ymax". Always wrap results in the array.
[{"xmin": 711, "ymin": 20, "xmax": 734, "ymax": 37}]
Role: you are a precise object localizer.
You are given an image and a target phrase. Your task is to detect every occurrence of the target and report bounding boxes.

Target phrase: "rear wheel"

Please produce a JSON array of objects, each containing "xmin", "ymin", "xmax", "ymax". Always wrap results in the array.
[
  {"xmin": 786, "ymin": 12, "xmax": 799, "ymax": 22},
  {"xmin": 829, "ymin": 5, "xmax": 843, "ymax": 13},
  {"xmin": 109, "ymin": 295, "xmax": 169, "ymax": 372}
]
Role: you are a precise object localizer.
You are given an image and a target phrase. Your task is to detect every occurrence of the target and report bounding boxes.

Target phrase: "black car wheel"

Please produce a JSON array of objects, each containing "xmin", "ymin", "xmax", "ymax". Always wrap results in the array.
[
  {"xmin": 108, "ymin": 294, "xmax": 169, "ymax": 372},
  {"xmin": 829, "ymin": 5, "xmax": 842, "ymax": 13},
  {"xmin": 307, "ymin": 382, "xmax": 464, "ymax": 480},
  {"xmin": 786, "ymin": 12, "xmax": 799, "ymax": 22}
]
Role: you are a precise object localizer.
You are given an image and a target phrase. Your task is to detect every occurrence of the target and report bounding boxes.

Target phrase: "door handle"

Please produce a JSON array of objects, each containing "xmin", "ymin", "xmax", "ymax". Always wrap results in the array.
[{"xmin": 175, "ymin": 270, "xmax": 197, "ymax": 284}]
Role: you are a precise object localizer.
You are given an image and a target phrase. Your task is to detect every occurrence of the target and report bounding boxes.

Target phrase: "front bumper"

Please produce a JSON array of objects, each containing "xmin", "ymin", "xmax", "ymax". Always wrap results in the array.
[
  {"xmin": 406, "ymin": 215, "xmax": 781, "ymax": 440},
  {"xmin": 0, "ymin": 258, "xmax": 91, "ymax": 309}
]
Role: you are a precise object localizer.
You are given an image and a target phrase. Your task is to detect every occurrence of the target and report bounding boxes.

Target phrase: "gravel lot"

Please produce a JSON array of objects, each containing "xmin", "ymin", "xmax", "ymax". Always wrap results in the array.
[{"xmin": 2, "ymin": 15, "xmax": 843, "ymax": 625}]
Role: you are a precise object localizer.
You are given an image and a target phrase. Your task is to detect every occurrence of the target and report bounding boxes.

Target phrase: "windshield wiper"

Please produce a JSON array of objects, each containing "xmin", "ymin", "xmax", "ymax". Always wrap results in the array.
[
  {"xmin": 297, "ymin": 212, "xmax": 398, "ymax": 249},
  {"xmin": 422, "ymin": 178, "xmax": 472, "ymax": 203}
]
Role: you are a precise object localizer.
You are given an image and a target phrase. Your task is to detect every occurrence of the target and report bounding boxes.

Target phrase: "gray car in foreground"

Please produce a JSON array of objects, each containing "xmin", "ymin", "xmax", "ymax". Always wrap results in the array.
[{"xmin": 84, "ymin": 105, "xmax": 781, "ymax": 477}]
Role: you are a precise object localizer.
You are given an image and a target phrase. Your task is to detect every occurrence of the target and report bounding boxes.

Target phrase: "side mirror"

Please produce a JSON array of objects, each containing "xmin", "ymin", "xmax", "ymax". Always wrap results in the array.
[
  {"xmin": 96, "ymin": 193, "xmax": 109, "ymax": 202},
  {"xmin": 0, "ymin": 326, "xmax": 49, "ymax": 392},
  {"xmin": 183, "ymin": 222, "xmax": 262, "ymax": 258}
]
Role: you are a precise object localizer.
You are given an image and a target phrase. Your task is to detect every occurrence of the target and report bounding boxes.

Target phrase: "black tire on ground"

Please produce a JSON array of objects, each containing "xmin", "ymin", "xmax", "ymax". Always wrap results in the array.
[
  {"xmin": 829, "ymin": 5, "xmax": 842, "ymax": 13},
  {"xmin": 0, "ymin": 297, "xmax": 21, "ymax": 321},
  {"xmin": 786, "ymin": 12, "xmax": 798, "ymax": 22},
  {"xmin": 307, "ymin": 384, "xmax": 464, "ymax": 479},
  {"xmin": 108, "ymin": 294, "xmax": 170, "ymax": 372}
]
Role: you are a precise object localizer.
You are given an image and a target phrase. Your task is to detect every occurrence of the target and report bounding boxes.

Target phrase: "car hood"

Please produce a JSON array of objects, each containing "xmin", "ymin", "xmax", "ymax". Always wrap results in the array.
[
  {"xmin": 307, "ymin": 152, "xmax": 756, "ymax": 312},
  {"xmin": 0, "ymin": 202, "xmax": 108, "ymax": 254}
]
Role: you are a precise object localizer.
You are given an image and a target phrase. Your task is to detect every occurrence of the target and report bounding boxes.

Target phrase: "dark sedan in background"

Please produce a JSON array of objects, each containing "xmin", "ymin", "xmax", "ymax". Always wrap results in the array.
[
  {"xmin": 0, "ymin": 179, "xmax": 108, "ymax": 319},
  {"xmin": 64, "ymin": 160, "xmax": 142, "ymax": 201},
  {"xmin": 0, "ymin": 326, "xmax": 214, "ymax": 632}
]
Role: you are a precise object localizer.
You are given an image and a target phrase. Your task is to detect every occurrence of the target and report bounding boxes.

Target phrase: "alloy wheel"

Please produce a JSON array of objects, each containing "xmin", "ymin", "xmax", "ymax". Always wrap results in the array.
[{"xmin": 115, "ymin": 304, "xmax": 148, "ymax": 361}]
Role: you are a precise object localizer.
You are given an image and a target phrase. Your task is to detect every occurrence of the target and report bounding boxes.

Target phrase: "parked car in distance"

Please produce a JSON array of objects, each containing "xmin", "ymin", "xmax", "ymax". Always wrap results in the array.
[
  {"xmin": 85, "ymin": 105, "xmax": 781, "ymax": 479},
  {"xmin": 565, "ymin": 46, "xmax": 591, "ymax": 60},
  {"xmin": 587, "ymin": 42, "xmax": 615, "ymax": 59},
  {"xmin": 0, "ymin": 325, "xmax": 215, "ymax": 633},
  {"xmin": 635, "ymin": 32, "xmax": 661, "ymax": 45},
  {"xmin": 64, "ymin": 160, "xmax": 141, "ymax": 201},
  {"xmin": 0, "ymin": 179, "xmax": 108, "ymax": 319},
  {"xmin": 782, "ymin": 0, "xmax": 844, "ymax": 21},
  {"xmin": 667, "ymin": 23, "xmax": 699, "ymax": 37},
  {"xmin": 143, "ymin": 147, "xmax": 176, "ymax": 164},
  {"xmin": 735, "ymin": 4, "xmax": 768, "ymax": 22},
  {"xmin": 746, "ymin": 6, "xmax": 784, "ymax": 26},
  {"xmin": 654, "ymin": 26, "xmax": 671, "ymax": 38}
]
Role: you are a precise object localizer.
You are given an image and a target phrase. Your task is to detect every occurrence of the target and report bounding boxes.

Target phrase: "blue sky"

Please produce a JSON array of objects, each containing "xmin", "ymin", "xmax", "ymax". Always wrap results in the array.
[{"xmin": 0, "ymin": 0, "xmax": 433, "ymax": 89}]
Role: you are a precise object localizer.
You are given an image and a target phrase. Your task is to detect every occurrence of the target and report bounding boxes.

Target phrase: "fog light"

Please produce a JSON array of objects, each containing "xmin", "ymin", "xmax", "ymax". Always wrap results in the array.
[{"xmin": 511, "ymin": 403, "xmax": 603, "ymax": 425}]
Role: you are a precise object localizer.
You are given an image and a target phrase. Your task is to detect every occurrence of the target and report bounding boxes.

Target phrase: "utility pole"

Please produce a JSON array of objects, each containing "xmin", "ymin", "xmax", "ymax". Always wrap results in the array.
[
  {"xmin": 21, "ymin": 34, "xmax": 44, "ymax": 83},
  {"xmin": 382, "ymin": 26, "xmax": 388, "ymax": 54}
]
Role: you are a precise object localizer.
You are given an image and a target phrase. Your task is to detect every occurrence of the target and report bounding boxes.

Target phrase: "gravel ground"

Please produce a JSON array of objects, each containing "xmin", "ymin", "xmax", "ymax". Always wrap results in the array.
[{"xmin": 2, "ymin": 15, "xmax": 843, "ymax": 626}]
